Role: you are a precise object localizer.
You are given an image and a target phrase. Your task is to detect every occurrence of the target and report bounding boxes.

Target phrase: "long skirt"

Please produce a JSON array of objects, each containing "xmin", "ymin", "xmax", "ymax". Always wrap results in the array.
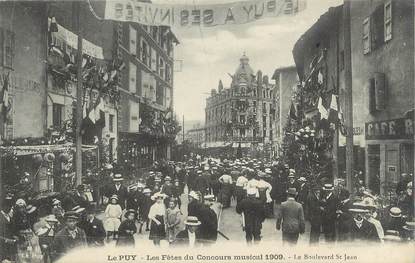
[
  {"xmin": 149, "ymin": 215, "xmax": 166, "ymax": 240},
  {"xmin": 218, "ymin": 184, "xmax": 232, "ymax": 207}
]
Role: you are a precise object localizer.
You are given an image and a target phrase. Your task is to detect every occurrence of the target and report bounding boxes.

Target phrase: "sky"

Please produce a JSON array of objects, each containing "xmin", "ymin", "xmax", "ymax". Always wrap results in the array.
[{"xmin": 154, "ymin": 0, "xmax": 343, "ymax": 122}]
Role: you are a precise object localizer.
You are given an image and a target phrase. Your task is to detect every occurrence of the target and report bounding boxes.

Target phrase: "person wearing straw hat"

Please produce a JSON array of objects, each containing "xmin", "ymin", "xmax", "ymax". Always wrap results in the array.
[
  {"xmin": 174, "ymin": 216, "xmax": 202, "ymax": 248},
  {"xmin": 321, "ymin": 183, "xmax": 339, "ymax": 243},
  {"xmin": 188, "ymin": 191, "xmax": 204, "ymax": 218},
  {"xmin": 362, "ymin": 199, "xmax": 384, "ymax": 242},
  {"xmin": 383, "ymin": 230, "xmax": 402, "ymax": 243},
  {"xmin": 104, "ymin": 195, "xmax": 122, "ymax": 241},
  {"xmin": 307, "ymin": 185, "xmax": 323, "ymax": 244},
  {"xmin": 148, "ymin": 192, "xmax": 167, "ymax": 246},
  {"xmin": 51, "ymin": 199, "xmax": 65, "ymax": 224},
  {"xmin": 37, "ymin": 215, "xmax": 59, "ymax": 263},
  {"xmin": 402, "ymin": 221, "xmax": 415, "ymax": 241},
  {"xmin": 116, "ymin": 209, "xmax": 137, "ymax": 247},
  {"xmin": 276, "ymin": 188, "xmax": 305, "ymax": 245},
  {"xmin": 257, "ymin": 171, "xmax": 273, "ymax": 218},
  {"xmin": 236, "ymin": 187, "xmax": 265, "ymax": 244},
  {"xmin": 347, "ymin": 202, "xmax": 380, "ymax": 242},
  {"xmin": 51, "ymin": 211, "xmax": 87, "ymax": 261},
  {"xmin": 235, "ymin": 170, "xmax": 248, "ymax": 206},
  {"xmin": 106, "ymin": 174, "xmax": 128, "ymax": 209},
  {"xmin": 385, "ymin": 207, "xmax": 405, "ymax": 237}
]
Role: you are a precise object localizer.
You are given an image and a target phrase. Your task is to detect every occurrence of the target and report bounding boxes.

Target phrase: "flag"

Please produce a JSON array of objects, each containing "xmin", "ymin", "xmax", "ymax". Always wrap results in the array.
[
  {"xmin": 318, "ymin": 97, "xmax": 328, "ymax": 120},
  {"xmin": 328, "ymin": 94, "xmax": 339, "ymax": 123},
  {"xmin": 1, "ymin": 73, "xmax": 10, "ymax": 113},
  {"xmin": 289, "ymin": 103, "xmax": 297, "ymax": 120}
]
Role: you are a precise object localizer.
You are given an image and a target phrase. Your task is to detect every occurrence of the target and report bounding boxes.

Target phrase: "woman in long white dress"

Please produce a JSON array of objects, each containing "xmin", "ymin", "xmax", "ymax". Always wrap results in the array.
[{"xmin": 104, "ymin": 195, "xmax": 122, "ymax": 241}]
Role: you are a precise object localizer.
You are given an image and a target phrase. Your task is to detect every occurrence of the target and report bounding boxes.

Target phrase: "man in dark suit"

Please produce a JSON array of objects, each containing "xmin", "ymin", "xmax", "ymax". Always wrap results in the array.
[
  {"xmin": 348, "ymin": 203, "xmax": 380, "ymax": 242},
  {"xmin": 106, "ymin": 174, "xmax": 128, "ymax": 209},
  {"xmin": 51, "ymin": 211, "xmax": 87, "ymax": 261},
  {"xmin": 321, "ymin": 184, "xmax": 338, "ymax": 242},
  {"xmin": 72, "ymin": 184, "xmax": 89, "ymax": 209},
  {"xmin": 198, "ymin": 200, "xmax": 218, "ymax": 244},
  {"xmin": 307, "ymin": 185, "xmax": 323, "ymax": 244},
  {"xmin": 188, "ymin": 191, "xmax": 204, "ymax": 217},
  {"xmin": 174, "ymin": 216, "xmax": 202, "ymax": 247},
  {"xmin": 276, "ymin": 188, "xmax": 305, "ymax": 245},
  {"xmin": 79, "ymin": 206, "xmax": 106, "ymax": 247},
  {"xmin": 236, "ymin": 188, "xmax": 265, "ymax": 244}
]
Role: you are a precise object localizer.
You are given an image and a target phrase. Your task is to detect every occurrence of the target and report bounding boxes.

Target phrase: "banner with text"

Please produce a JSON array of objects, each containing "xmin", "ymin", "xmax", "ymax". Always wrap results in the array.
[{"xmin": 104, "ymin": 0, "xmax": 307, "ymax": 27}]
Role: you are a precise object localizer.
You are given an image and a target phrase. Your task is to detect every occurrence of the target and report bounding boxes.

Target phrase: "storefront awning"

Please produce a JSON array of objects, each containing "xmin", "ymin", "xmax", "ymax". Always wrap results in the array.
[{"xmin": 0, "ymin": 143, "xmax": 98, "ymax": 156}]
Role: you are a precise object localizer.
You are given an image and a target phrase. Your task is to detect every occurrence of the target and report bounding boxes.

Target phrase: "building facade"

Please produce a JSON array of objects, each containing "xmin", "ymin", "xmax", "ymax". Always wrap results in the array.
[
  {"xmin": 186, "ymin": 124, "xmax": 205, "ymax": 148},
  {"xmin": 205, "ymin": 54, "xmax": 277, "ymax": 158},
  {"xmin": 116, "ymin": 19, "xmax": 179, "ymax": 173},
  {"xmin": 272, "ymin": 66, "xmax": 299, "ymax": 156},
  {"xmin": 349, "ymin": 0, "xmax": 414, "ymax": 194},
  {"xmin": 291, "ymin": 1, "xmax": 414, "ymax": 193}
]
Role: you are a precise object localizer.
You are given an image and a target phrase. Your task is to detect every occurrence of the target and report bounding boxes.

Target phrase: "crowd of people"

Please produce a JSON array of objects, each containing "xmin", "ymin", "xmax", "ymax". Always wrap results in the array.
[{"xmin": 0, "ymin": 156, "xmax": 414, "ymax": 262}]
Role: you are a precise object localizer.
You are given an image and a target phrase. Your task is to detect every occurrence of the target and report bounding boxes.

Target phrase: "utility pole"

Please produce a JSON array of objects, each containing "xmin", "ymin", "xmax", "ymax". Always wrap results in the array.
[
  {"xmin": 73, "ymin": 1, "xmax": 83, "ymax": 186},
  {"xmin": 182, "ymin": 115, "xmax": 185, "ymax": 143},
  {"xmin": 343, "ymin": 0, "xmax": 354, "ymax": 192}
]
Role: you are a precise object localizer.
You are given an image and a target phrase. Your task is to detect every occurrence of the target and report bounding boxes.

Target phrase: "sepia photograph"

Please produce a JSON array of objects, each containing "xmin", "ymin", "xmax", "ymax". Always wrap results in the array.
[{"xmin": 0, "ymin": 0, "xmax": 414, "ymax": 262}]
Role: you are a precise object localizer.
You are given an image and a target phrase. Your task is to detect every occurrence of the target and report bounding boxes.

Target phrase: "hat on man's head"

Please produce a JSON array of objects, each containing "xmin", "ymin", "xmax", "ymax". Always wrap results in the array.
[
  {"xmin": 52, "ymin": 198, "xmax": 61, "ymax": 206},
  {"xmin": 45, "ymin": 214, "xmax": 59, "ymax": 223},
  {"xmin": 349, "ymin": 202, "xmax": 369, "ymax": 214},
  {"xmin": 16, "ymin": 199, "xmax": 26, "ymax": 207},
  {"xmin": 77, "ymin": 184, "xmax": 85, "ymax": 192},
  {"xmin": 389, "ymin": 207, "xmax": 402, "ymax": 218},
  {"xmin": 64, "ymin": 211, "xmax": 79, "ymax": 220},
  {"xmin": 184, "ymin": 216, "xmax": 201, "ymax": 226},
  {"xmin": 323, "ymin": 184, "xmax": 334, "ymax": 191},
  {"xmin": 110, "ymin": 194, "xmax": 119, "ymax": 201},
  {"xmin": 204, "ymin": 195, "xmax": 215, "ymax": 201},
  {"xmin": 188, "ymin": 191, "xmax": 199, "ymax": 200},
  {"xmin": 265, "ymin": 168, "xmax": 272, "ymax": 174},
  {"xmin": 164, "ymin": 176, "xmax": 171, "ymax": 181},
  {"xmin": 151, "ymin": 192, "xmax": 167, "ymax": 201},
  {"xmin": 72, "ymin": 205, "xmax": 85, "ymax": 214},
  {"xmin": 289, "ymin": 169, "xmax": 296, "ymax": 175},
  {"xmin": 403, "ymin": 221, "xmax": 415, "ymax": 232},
  {"xmin": 287, "ymin": 188, "xmax": 298, "ymax": 195},
  {"xmin": 143, "ymin": 188, "xmax": 151, "ymax": 194},
  {"xmin": 298, "ymin": 177, "xmax": 307, "ymax": 182},
  {"xmin": 113, "ymin": 174, "xmax": 124, "ymax": 182}
]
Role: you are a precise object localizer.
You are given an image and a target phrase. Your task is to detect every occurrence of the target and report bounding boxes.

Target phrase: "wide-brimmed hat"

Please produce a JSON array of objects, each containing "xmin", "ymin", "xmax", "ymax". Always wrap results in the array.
[
  {"xmin": 110, "ymin": 195, "xmax": 119, "ymax": 201},
  {"xmin": 383, "ymin": 230, "xmax": 402, "ymax": 242},
  {"xmin": 349, "ymin": 202, "xmax": 369, "ymax": 213},
  {"xmin": 143, "ymin": 188, "xmax": 151, "ymax": 194},
  {"xmin": 26, "ymin": 205, "xmax": 37, "ymax": 214},
  {"xmin": 52, "ymin": 198, "xmax": 61, "ymax": 206},
  {"xmin": 289, "ymin": 169, "xmax": 296, "ymax": 175},
  {"xmin": 164, "ymin": 176, "xmax": 171, "ymax": 181},
  {"xmin": 64, "ymin": 211, "xmax": 79, "ymax": 220},
  {"xmin": 265, "ymin": 168, "xmax": 272, "ymax": 174},
  {"xmin": 204, "ymin": 194, "xmax": 215, "ymax": 201},
  {"xmin": 124, "ymin": 209, "xmax": 136, "ymax": 218},
  {"xmin": 72, "ymin": 205, "xmax": 86, "ymax": 214},
  {"xmin": 362, "ymin": 198, "xmax": 377, "ymax": 210},
  {"xmin": 286, "ymin": 188, "xmax": 298, "ymax": 195},
  {"xmin": 151, "ymin": 192, "xmax": 167, "ymax": 201},
  {"xmin": 16, "ymin": 198, "xmax": 26, "ymax": 207},
  {"xmin": 288, "ymin": 174, "xmax": 295, "ymax": 179},
  {"xmin": 298, "ymin": 177, "xmax": 307, "ymax": 182},
  {"xmin": 184, "ymin": 216, "xmax": 201, "ymax": 226},
  {"xmin": 113, "ymin": 174, "xmax": 124, "ymax": 182},
  {"xmin": 389, "ymin": 207, "xmax": 402, "ymax": 218},
  {"xmin": 188, "ymin": 191, "xmax": 199, "ymax": 200},
  {"xmin": 45, "ymin": 214, "xmax": 59, "ymax": 223},
  {"xmin": 403, "ymin": 221, "xmax": 415, "ymax": 232},
  {"xmin": 323, "ymin": 184, "xmax": 334, "ymax": 191}
]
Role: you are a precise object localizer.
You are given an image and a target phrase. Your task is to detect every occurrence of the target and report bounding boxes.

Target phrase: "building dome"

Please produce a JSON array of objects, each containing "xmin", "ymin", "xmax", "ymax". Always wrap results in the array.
[{"xmin": 233, "ymin": 53, "xmax": 254, "ymax": 86}]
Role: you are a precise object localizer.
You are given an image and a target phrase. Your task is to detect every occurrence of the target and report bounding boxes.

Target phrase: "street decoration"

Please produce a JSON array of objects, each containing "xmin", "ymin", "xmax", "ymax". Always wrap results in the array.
[{"xmin": 104, "ymin": 0, "xmax": 306, "ymax": 28}]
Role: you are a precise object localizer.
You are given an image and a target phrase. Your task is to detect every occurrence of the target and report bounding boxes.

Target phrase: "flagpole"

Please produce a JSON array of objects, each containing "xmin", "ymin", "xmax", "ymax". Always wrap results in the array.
[
  {"xmin": 343, "ymin": 0, "xmax": 354, "ymax": 192},
  {"xmin": 74, "ymin": 1, "xmax": 83, "ymax": 186}
]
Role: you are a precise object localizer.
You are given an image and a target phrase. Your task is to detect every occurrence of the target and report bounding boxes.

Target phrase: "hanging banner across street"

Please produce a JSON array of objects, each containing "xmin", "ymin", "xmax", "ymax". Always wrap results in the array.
[{"xmin": 104, "ymin": 0, "xmax": 307, "ymax": 27}]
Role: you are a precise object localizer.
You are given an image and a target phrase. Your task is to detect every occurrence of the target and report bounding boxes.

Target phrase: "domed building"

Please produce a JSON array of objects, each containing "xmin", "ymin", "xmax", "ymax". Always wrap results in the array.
[{"xmin": 204, "ymin": 54, "xmax": 277, "ymax": 158}]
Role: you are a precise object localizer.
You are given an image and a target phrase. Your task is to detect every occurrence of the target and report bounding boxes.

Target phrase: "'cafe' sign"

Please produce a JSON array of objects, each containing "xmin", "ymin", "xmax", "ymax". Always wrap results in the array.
[{"xmin": 365, "ymin": 117, "xmax": 414, "ymax": 140}]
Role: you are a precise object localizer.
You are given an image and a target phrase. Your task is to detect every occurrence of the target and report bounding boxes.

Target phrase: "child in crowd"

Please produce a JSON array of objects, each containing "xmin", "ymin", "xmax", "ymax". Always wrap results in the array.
[
  {"xmin": 166, "ymin": 199, "xmax": 182, "ymax": 244},
  {"xmin": 104, "ymin": 195, "xmax": 122, "ymax": 241}
]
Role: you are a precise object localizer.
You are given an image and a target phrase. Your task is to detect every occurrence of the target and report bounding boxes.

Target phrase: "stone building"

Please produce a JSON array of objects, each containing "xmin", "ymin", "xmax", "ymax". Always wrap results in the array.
[
  {"xmin": 272, "ymin": 66, "xmax": 299, "ymax": 156},
  {"xmin": 205, "ymin": 54, "xmax": 277, "ymax": 158},
  {"xmin": 186, "ymin": 124, "xmax": 205, "ymax": 148}
]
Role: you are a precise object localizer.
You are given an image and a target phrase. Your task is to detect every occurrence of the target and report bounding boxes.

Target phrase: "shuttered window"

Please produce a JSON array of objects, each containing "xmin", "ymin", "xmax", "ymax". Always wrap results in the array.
[
  {"xmin": 129, "ymin": 62, "xmax": 137, "ymax": 93},
  {"xmin": 384, "ymin": 1, "xmax": 392, "ymax": 41},
  {"xmin": 363, "ymin": 17, "xmax": 371, "ymax": 54}
]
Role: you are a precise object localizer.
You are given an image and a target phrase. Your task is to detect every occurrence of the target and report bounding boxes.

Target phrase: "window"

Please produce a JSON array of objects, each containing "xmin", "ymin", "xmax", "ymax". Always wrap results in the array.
[
  {"xmin": 150, "ymin": 48, "xmax": 157, "ymax": 71},
  {"xmin": 363, "ymin": 17, "xmax": 371, "ymax": 54},
  {"xmin": 1, "ymin": 29, "xmax": 15, "ymax": 68},
  {"xmin": 240, "ymin": 128, "xmax": 246, "ymax": 137},
  {"xmin": 52, "ymin": 103, "xmax": 63, "ymax": 127},
  {"xmin": 129, "ymin": 101, "xmax": 139, "ymax": 132},
  {"xmin": 240, "ymin": 115, "xmax": 245, "ymax": 124},
  {"xmin": 141, "ymin": 39, "xmax": 149, "ymax": 65},
  {"xmin": 384, "ymin": 1, "xmax": 392, "ymax": 41},
  {"xmin": 109, "ymin": 114, "xmax": 115, "ymax": 132},
  {"xmin": 253, "ymin": 101, "xmax": 257, "ymax": 113},
  {"xmin": 159, "ymin": 57, "xmax": 165, "ymax": 78},
  {"xmin": 129, "ymin": 62, "xmax": 137, "ymax": 93},
  {"xmin": 129, "ymin": 26, "xmax": 137, "ymax": 55}
]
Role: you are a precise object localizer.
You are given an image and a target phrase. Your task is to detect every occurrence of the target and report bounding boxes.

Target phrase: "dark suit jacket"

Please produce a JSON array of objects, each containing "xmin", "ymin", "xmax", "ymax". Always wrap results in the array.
[
  {"xmin": 79, "ymin": 218, "xmax": 106, "ymax": 246},
  {"xmin": 277, "ymin": 198, "xmax": 305, "ymax": 234},
  {"xmin": 51, "ymin": 226, "xmax": 87, "ymax": 260},
  {"xmin": 322, "ymin": 193, "xmax": 339, "ymax": 223},
  {"xmin": 198, "ymin": 206, "xmax": 218, "ymax": 241},
  {"xmin": 173, "ymin": 230, "xmax": 202, "ymax": 247},
  {"xmin": 236, "ymin": 196, "xmax": 265, "ymax": 231},
  {"xmin": 349, "ymin": 220, "xmax": 380, "ymax": 242},
  {"xmin": 306, "ymin": 192, "xmax": 322, "ymax": 223}
]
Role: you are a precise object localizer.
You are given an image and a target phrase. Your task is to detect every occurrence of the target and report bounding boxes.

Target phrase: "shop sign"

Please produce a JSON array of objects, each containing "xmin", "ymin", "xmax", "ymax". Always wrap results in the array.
[{"xmin": 365, "ymin": 117, "xmax": 414, "ymax": 140}]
